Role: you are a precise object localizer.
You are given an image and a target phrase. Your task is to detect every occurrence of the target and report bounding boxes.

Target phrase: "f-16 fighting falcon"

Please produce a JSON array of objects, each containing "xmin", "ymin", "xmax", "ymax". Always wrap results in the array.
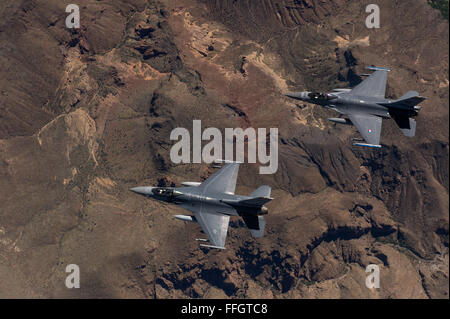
[
  {"xmin": 130, "ymin": 162, "xmax": 272, "ymax": 249},
  {"xmin": 285, "ymin": 66, "xmax": 426, "ymax": 148}
]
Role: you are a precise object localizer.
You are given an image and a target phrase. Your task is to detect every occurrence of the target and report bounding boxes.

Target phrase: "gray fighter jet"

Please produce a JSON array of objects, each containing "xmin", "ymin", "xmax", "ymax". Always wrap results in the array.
[
  {"xmin": 286, "ymin": 66, "xmax": 426, "ymax": 148},
  {"xmin": 130, "ymin": 162, "xmax": 272, "ymax": 249}
]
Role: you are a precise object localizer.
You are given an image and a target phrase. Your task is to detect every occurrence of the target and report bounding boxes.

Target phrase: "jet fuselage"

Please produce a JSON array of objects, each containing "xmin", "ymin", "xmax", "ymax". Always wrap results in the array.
[
  {"xmin": 130, "ymin": 186, "xmax": 268, "ymax": 217},
  {"xmin": 286, "ymin": 91, "xmax": 391, "ymax": 118}
]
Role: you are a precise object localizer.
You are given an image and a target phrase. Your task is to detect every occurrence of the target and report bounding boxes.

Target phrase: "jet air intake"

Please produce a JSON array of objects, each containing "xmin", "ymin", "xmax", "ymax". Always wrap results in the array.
[
  {"xmin": 328, "ymin": 118, "xmax": 352, "ymax": 125},
  {"xmin": 174, "ymin": 215, "xmax": 197, "ymax": 222}
]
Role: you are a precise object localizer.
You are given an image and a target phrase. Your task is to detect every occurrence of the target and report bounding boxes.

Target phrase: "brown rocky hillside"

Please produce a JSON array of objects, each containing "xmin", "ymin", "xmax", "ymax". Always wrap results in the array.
[{"xmin": 0, "ymin": 0, "xmax": 448, "ymax": 298}]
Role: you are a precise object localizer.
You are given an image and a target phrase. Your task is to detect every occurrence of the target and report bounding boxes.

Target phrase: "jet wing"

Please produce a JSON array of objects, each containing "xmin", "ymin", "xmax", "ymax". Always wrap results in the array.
[
  {"xmin": 194, "ymin": 209, "xmax": 230, "ymax": 249},
  {"xmin": 348, "ymin": 114, "xmax": 382, "ymax": 147},
  {"xmin": 349, "ymin": 68, "xmax": 389, "ymax": 98},
  {"xmin": 198, "ymin": 163, "xmax": 240, "ymax": 195}
]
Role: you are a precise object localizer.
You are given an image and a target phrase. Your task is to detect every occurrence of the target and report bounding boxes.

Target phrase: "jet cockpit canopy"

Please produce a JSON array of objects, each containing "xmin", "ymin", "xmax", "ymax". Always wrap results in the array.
[
  {"xmin": 152, "ymin": 188, "xmax": 181, "ymax": 197},
  {"xmin": 308, "ymin": 92, "xmax": 337, "ymax": 100}
]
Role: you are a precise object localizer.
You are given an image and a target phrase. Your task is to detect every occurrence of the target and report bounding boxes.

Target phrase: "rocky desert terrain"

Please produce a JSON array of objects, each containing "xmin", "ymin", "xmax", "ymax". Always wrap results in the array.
[{"xmin": 0, "ymin": 0, "xmax": 448, "ymax": 298}]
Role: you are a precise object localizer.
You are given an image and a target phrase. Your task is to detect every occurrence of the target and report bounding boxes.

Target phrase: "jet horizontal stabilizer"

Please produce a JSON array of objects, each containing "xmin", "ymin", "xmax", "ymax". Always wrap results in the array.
[
  {"xmin": 250, "ymin": 218, "xmax": 266, "ymax": 238},
  {"xmin": 391, "ymin": 115, "xmax": 417, "ymax": 137},
  {"xmin": 241, "ymin": 215, "xmax": 266, "ymax": 238},
  {"xmin": 249, "ymin": 185, "xmax": 271, "ymax": 198},
  {"xmin": 398, "ymin": 90, "xmax": 420, "ymax": 100}
]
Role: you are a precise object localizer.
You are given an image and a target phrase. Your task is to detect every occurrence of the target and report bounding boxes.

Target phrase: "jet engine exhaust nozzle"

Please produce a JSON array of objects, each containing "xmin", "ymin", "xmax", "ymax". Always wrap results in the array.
[{"xmin": 259, "ymin": 206, "xmax": 269, "ymax": 215}]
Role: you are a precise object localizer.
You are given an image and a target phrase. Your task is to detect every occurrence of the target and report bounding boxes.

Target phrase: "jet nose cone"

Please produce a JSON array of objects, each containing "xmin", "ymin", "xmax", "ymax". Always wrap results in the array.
[
  {"xmin": 285, "ymin": 92, "xmax": 308, "ymax": 100},
  {"xmin": 285, "ymin": 92, "xmax": 301, "ymax": 99},
  {"xmin": 129, "ymin": 186, "xmax": 154, "ymax": 196}
]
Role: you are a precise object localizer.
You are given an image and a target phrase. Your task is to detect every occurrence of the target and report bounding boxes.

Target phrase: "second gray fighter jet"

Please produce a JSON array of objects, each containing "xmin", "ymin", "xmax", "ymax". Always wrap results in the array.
[
  {"xmin": 286, "ymin": 66, "xmax": 426, "ymax": 148},
  {"xmin": 130, "ymin": 162, "xmax": 272, "ymax": 249}
]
